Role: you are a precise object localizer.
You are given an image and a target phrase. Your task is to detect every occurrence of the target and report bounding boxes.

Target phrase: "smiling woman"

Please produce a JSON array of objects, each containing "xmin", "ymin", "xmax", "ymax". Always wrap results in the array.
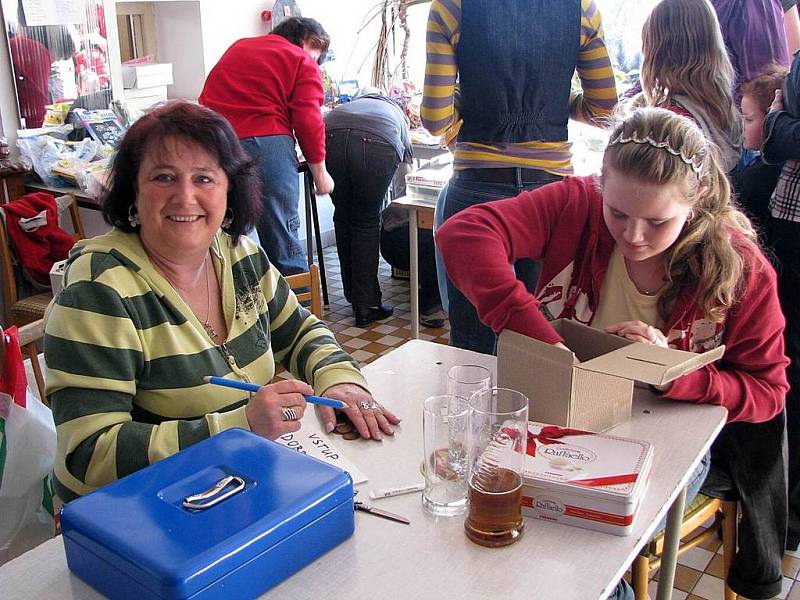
[{"xmin": 43, "ymin": 100, "xmax": 399, "ymax": 502}]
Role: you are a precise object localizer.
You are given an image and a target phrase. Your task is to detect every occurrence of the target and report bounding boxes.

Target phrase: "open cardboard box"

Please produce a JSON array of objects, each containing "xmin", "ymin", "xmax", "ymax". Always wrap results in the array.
[{"xmin": 497, "ymin": 319, "xmax": 724, "ymax": 432}]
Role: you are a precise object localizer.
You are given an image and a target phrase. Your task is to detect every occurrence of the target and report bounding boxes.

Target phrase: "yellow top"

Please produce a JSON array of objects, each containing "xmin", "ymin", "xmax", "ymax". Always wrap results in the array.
[{"xmin": 591, "ymin": 246, "xmax": 663, "ymax": 331}]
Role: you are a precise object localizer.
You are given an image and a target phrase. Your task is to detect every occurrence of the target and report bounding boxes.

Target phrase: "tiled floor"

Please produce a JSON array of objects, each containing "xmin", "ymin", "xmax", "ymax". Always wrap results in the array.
[{"xmin": 317, "ymin": 246, "xmax": 799, "ymax": 600}]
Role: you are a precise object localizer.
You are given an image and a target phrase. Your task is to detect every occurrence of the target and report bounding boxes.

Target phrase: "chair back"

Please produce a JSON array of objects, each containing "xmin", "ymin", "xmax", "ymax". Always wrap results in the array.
[
  {"xmin": 0, "ymin": 190, "xmax": 84, "ymax": 326},
  {"xmin": 285, "ymin": 264, "xmax": 323, "ymax": 318}
]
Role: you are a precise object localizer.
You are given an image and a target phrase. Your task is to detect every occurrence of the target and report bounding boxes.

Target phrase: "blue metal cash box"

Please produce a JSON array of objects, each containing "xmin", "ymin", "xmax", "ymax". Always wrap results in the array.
[{"xmin": 60, "ymin": 428, "xmax": 355, "ymax": 599}]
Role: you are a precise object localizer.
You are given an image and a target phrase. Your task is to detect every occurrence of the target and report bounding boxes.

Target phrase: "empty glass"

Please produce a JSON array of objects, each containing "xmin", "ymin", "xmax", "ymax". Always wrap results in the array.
[
  {"xmin": 464, "ymin": 388, "xmax": 529, "ymax": 547},
  {"xmin": 422, "ymin": 395, "xmax": 470, "ymax": 516},
  {"xmin": 446, "ymin": 365, "xmax": 492, "ymax": 402}
]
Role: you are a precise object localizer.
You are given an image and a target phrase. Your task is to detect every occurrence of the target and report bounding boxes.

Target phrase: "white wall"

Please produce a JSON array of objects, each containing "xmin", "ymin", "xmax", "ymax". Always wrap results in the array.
[
  {"xmin": 154, "ymin": 1, "xmax": 204, "ymax": 100},
  {"xmin": 198, "ymin": 0, "xmax": 266, "ymax": 81}
]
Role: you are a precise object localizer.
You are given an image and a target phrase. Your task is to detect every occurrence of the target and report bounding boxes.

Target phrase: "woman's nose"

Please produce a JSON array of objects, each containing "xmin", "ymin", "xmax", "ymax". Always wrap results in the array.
[{"xmin": 624, "ymin": 221, "xmax": 645, "ymax": 242}]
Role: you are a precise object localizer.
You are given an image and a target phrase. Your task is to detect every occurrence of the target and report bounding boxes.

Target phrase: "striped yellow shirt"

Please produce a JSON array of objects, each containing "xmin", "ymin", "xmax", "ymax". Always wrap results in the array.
[
  {"xmin": 45, "ymin": 229, "xmax": 366, "ymax": 500},
  {"xmin": 421, "ymin": 0, "xmax": 618, "ymax": 175}
]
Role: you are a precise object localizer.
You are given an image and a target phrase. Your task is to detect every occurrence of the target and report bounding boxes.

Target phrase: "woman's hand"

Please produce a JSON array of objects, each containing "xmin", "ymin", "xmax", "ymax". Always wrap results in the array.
[
  {"xmin": 245, "ymin": 379, "xmax": 315, "ymax": 439},
  {"xmin": 553, "ymin": 341, "xmax": 580, "ymax": 364},
  {"xmin": 770, "ymin": 88, "xmax": 784, "ymax": 113},
  {"xmin": 319, "ymin": 383, "xmax": 401, "ymax": 441},
  {"xmin": 309, "ymin": 162, "xmax": 335, "ymax": 195},
  {"xmin": 605, "ymin": 320, "xmax": 668, "ymax": 347}
]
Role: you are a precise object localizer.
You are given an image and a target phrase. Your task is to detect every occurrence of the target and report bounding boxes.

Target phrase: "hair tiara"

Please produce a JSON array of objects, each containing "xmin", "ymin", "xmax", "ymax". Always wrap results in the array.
[{"xmin": 607, "ymin": 130, "xmax": 703, "ymax": 176}]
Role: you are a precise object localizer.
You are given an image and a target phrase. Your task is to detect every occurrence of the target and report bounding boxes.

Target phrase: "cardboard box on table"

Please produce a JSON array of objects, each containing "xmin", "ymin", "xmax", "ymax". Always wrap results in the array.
[
  {"xmin": 497, "ymin": 319, "xmax": 724, "ymax": 433},
  {"xmin": 122, "ymin": 63, "xmax": 174, "ymax": 89},
  {"xmin": 521, "ymin": 422, "xmax": 654, "ymax": 535},
  {"xmin": 60, "ymin": 428, "xmax": 354, "ymax": 599}
]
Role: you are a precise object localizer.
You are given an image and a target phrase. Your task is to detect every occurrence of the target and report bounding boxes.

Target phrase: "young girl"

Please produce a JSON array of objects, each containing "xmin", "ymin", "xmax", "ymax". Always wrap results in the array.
[
  {"xmin": 638, "ymin": 0, "xmax": 743, "ymax": 172},
  {"xmin": 437, "ymin": 107, "xmax": 788, "ymax": 598}
]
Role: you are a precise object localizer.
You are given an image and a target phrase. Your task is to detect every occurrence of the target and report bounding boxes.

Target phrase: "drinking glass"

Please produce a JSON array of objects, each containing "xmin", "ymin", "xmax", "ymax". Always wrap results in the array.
[
  {"xmin": 464, "ymin": 387, "xmax": 529, "ymax": 547},
  {"xmin": 446, "ymin": 365, "xmax": 492, "ymax": 402},
  {"xmin": 422, "ymin": 395, "xmax": 470, "ymax": 516}
]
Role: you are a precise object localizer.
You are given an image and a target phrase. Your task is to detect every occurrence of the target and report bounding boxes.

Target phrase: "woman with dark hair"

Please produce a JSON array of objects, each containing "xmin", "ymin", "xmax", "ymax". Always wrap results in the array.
[
  {"xmin": 44, "ymin": 101, "xmax": 399, "ymax": 502},
  {"xmin": 200, "ymin": 17, "xmax": 334, "ymax": 276}
]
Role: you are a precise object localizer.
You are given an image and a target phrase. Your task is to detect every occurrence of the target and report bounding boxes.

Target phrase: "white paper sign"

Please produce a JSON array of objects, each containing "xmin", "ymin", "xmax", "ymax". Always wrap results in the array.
[
  {"xmin": 277, "ymin": 415, "xmax": 368, "ymax": 485},
  {"xmin": 21, "ymin": 0, "xmax": 83, "ymax": 26}
]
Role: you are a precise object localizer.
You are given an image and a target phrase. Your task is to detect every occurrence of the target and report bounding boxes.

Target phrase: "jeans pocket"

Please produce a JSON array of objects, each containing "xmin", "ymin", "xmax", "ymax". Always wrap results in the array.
[{"xmin": 363, "ymin": 138, "xmax": 398, "ymax": 175}]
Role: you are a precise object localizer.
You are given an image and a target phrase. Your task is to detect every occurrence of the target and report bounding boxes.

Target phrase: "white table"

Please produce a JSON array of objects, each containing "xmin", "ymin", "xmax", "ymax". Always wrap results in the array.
[
  {"xmin": 391, "ymin": 195, "xmax": 435, "ymax": 338},
  {"xmin": 0, "ymin": 340, "xmax": 726, "ymax": 600}
]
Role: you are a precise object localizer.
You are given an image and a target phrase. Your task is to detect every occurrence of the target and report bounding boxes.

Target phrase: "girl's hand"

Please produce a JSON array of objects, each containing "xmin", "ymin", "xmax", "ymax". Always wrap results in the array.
[{"xmin": 605, "ymin": 321, "xmax": 668, "ymax": 347}]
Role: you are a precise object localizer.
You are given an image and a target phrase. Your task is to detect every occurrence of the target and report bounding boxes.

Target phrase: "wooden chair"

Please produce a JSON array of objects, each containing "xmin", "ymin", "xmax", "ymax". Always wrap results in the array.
[
  {"xmin": 0, "ymin": 189, "xmax": 85, "ymax": 327},
  {"xmin": 631, "ymin": 494, "xmax": 738, "ymax": 599},
  {"xmin": 285, "ymin": 264, "xmax": 323, "ymax": 318},
  {"xmin": 0, "ymin": 318, "xmax": 46, "ymax": 405}
]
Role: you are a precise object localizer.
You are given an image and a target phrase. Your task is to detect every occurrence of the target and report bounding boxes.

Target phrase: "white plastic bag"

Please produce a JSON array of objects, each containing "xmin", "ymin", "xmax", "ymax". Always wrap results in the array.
[{"xmin": 0, "ymin": 329, "xmax": 56, "ymax": 565}]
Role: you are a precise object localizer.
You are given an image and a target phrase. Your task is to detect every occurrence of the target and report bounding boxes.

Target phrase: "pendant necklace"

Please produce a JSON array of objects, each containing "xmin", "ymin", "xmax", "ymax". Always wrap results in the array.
[{"xmin": 201, "ymin": 256, "xmax": 220, "ymax": 341}]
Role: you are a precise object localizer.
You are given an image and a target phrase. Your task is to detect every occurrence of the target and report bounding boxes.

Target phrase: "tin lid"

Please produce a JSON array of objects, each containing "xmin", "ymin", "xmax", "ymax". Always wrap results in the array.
[
  {"xmin": 60, "ymin": 428, "xmax": 353, "ymax": 598},
  {"xmin": 523, "ymin": 423, "xmax": 653, "ymax": 503}
]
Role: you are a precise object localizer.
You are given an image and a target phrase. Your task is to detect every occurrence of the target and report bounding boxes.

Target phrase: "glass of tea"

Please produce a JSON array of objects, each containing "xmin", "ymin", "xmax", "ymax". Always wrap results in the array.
[{"xmin": 464, "ymin": 387, "xmax": 529, "ymax": 547}]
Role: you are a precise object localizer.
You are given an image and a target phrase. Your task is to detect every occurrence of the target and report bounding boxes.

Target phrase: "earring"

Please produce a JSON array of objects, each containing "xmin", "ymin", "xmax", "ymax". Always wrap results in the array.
[
  {"xmin": 687, "ymin": 209, "xmax": 696, "ymax": 224},
  {"xmin": 221, "ymin": 207, "xmax": 234, "ymax": 229},
  {"xmin": 128, "ymin": 205, "xmax": 140, "ymax": 228}
]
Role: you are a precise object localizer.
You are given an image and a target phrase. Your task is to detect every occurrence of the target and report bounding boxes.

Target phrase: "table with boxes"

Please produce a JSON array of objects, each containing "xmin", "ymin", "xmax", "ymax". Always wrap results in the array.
[{"xmin": 0, "ymin": 340, "xmax": 727, "ymax": 600}]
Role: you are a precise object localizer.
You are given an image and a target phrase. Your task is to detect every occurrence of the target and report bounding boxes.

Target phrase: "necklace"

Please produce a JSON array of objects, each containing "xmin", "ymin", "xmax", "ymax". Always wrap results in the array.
[
  {"xmin": 624, "ymin": 256, "xmax": 664, "ymax": 297},
  {"xmin": 201, "ymin": 256, "xmax": 220, "ymax": 341}
]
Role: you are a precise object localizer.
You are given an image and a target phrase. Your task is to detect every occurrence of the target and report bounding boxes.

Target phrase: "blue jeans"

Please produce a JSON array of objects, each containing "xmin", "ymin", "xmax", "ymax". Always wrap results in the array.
[
  {"xmin": 240, "ymin": 135, "xmax": 307, "ymax": 276},
  {"xmin": 440, "ymin": 174, "xmax": 561, "ymax": 355}
]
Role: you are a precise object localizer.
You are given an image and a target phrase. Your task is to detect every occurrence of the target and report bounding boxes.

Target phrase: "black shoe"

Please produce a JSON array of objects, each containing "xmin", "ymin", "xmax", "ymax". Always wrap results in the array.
[
  {"xmin": 420, "ymin": 309, "xmax": 446, "ymax": 328},
  {"xmin": 354, "ymin": 305, "xmax": 394, "ymax": 327}
]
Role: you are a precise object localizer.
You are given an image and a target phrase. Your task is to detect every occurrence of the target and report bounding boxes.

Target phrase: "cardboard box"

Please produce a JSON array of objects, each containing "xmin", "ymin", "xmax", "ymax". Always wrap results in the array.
[
  {"xmin": 497, "ymin": 319, "xmax": 724, "ymax": 432},
  {"xmin": 123, "ymin": 86, "xmax": 169, "ymax": 112},
  {"xmin": 122, "ymin": 63, "xmax": 173, "ymax": 89},
  {"xmin": 522, "ymin": 422, "xmax": 653, "ymax": 536}
]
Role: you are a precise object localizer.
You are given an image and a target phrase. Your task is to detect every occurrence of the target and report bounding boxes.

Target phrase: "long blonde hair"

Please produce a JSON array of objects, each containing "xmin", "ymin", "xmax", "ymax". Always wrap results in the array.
[
  {"xmin": 603, "ymin": 107, "xmax": 756, "ymax": 323},
  {"xmin": 640, "ymin": 0, "xmax": 739, "ymax": 135}
]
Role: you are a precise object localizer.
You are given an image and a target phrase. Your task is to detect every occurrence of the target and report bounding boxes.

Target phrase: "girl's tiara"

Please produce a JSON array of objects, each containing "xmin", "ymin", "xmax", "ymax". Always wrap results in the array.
[{"xmin": 608, "ymin": 131, "xmax": 703, "ymax": 176}]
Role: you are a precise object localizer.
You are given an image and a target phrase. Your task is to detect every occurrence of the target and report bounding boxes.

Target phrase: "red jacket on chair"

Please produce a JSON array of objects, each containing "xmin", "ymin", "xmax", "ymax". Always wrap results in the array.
[{"xmin": 2, "ymin": 192, "xmax": 74, "ymax": 286}]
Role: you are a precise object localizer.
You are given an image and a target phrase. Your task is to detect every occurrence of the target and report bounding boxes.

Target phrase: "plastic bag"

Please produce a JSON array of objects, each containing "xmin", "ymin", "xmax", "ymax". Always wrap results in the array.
[
  {"xmin": 16, "ymin": 135, "xmax": 100, "ymax": 186},
  {"xmin": 0, "ymin": 327, "xmax": 56, "ymax": 565}
]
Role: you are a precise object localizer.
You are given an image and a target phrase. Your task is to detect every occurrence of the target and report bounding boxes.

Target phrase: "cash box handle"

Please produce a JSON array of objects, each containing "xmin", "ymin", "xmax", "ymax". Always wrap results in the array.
[{"xmin": 182, "ymin": 475, "xmax": 245, "ymax": 510}]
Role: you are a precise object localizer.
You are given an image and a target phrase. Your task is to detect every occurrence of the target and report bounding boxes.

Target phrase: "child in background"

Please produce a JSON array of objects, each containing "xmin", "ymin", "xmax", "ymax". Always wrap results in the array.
[{"xmin": 637, "ymin": 0, "xmax": 743, "ymax": 172}]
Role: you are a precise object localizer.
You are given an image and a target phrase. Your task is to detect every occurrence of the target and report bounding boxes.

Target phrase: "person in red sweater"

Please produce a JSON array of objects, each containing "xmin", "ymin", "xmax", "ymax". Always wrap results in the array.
[
  {"xmin": 438, "ymin": 107, "xmax": 788, "ymax": 599},
  {"xmin": 199, "ymin": 17, "xmax": 334, "ymax": 275}
]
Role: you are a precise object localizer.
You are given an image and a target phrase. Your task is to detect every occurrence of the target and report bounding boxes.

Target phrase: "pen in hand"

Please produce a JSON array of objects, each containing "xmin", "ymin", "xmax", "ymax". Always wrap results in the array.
[{"xmin": 202, "ymin": 376, "xmax": 348, "ymax": 409}]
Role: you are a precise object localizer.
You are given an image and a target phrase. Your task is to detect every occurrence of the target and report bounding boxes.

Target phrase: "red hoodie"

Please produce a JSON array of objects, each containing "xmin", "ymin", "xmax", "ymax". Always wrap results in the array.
[
  {"xmin": 199, "ymin": 35, "xmax": 325, "ymax": 163},
  {"xmin": 437, "ymin": 176, "xmax": 788, "ymax": 423}
]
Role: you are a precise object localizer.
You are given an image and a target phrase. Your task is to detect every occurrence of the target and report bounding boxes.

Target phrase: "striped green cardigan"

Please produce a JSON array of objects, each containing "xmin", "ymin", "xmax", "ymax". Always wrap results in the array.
[{"xmin": 45, "ymin": 229, "xmax": 366, "ymax": 501}]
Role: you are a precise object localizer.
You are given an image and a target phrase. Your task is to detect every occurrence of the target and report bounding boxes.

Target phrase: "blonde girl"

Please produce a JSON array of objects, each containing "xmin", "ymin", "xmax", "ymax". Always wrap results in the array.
[
  {"xmin": 437, "ymin": 106, "xmax": 788, "ymax": 598},
  {"xmin": 639, "ymin": 0, "xmax": 743, "ymax": 171}
]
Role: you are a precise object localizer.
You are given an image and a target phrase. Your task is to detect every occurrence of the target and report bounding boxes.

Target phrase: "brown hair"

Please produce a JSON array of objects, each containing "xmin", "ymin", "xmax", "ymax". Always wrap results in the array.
[
  {"xmin": 741, "ymin": 64, "xmax": 789, "ymax": 113},
  {"xmin": 603, "ymin": 107, "xmax": 757, "ymax": 322},
  {"xmin": 640, "ymin": 0, "xmax": 739, "ymax": 135},
  {"xmin": 272, "ymin": 17, "xmax": 330, "ymax": 65},
  {"xmin": 102, "ymin": 100, "xmax": 261, "ymax": 245}
]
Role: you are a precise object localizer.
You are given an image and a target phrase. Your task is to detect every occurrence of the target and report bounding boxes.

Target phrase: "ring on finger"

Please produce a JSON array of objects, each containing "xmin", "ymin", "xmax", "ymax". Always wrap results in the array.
[
  {"xmin": 369, "ymin": 401, "xmax": 382, "ymax": 412},
  {"xmin": 281, "ymin": 407, "xmax": 299, "ymax": 422},
  {"xmin": 358, "ymin": 400, "xmax": 372, "ymax": 411}
]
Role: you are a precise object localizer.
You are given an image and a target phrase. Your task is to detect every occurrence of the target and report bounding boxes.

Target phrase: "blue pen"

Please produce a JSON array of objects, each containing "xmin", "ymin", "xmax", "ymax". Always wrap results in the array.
[{"xmin": 202, "ymin": 376, "xmax": 347, "ymax": 409}]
